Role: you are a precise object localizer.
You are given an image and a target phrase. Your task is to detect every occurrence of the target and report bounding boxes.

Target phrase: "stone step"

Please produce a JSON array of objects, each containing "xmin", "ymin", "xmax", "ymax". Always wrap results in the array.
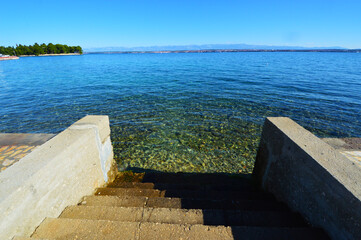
[
  {"xmin": 95, "ymin": 187, "xmax": 273, "ymax": 200},
  {"xmin": 12, "ymin": 237, "xmax": 50, "ymax": 240},
  {"xmin": 32, "ymin": 218, "xmax": 138, "ymax": 240},
  {"xmin": 32, "ymin": 218, "xmax": 329, "ymax": 240},
  {"xmin": 141, "ymin": 172, "xmax": 253, "ymax": 185},
  {"xmin": 107, "ymin": 181, "xmax": 256, "ymax": 192},
  {"xmin": 81, "ymin": 195, "xmax": 148, "ymax": 208},
  {"xmin": 107, "ymin": 182, "xmax": 155, "ymax": 189},
  {"xmin": 61, "ymin": 205, "xmax": 307, "ymax": 227},
  {"xmin": 95, "ymin": 187, "xmax": 163, "ymax": 197},
  {"xmin": 81, "ymin": 195, "xmax": 289, "ymax": 211}
]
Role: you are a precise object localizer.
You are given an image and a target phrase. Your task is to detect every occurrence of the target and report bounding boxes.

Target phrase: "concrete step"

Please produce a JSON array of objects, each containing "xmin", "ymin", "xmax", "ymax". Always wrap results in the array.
[
  {"xmin": 32, "ymin": 218, "xmax": 139, "ymax": 240},
  {"xmin": 107, "ymin": 182, "xmax": 155, "ymax": 189},
  {"xmin": 107, "ymin": 181, "xmax": 255, "ymax": 192},
  {"xmin": 81, "ymin": 195, "xmax": 148, "ymax": 208},
  {"xmin": 141, "ymin": 172, "xmax": 253, "ymax": 185},
  {"xmin": 95, "ymin": 187, "xmax": 163, "ymax": 197},
  {"xmin": 81, "ymin": 195, "xmax": 289, "ymax": 211},
  {"xmin": 61, "ymin": 205, "xmax": 307, "ymax": 227},
  {"xmin": 12, "ymin": 237, "xmax": 50, "ymax": 240},
  {"xmin": 32, "ymin": 218, "xmax": 329, "ymax": 240},
  {"xmin": 95, "ymin": 187, "xmax": 273, "ymax": 200}
]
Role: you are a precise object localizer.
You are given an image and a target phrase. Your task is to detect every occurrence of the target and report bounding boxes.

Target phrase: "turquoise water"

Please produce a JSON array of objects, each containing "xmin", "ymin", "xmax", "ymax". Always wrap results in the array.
[{"xmin": 0, "ymin": 52, "xmax": 360, "ymax": 173}]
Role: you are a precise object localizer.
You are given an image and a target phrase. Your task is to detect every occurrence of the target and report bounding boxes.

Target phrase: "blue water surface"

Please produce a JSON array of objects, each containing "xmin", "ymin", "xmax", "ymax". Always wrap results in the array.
[{"xmin": 0, "ymin": 52, "xmax": 360, "ymax": 172}]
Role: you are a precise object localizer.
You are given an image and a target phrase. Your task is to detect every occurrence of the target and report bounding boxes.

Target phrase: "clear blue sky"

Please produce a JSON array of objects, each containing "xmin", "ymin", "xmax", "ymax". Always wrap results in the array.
[{"xmin": 1, "ymin": 0, "xmax": 361, "ymax": 49}]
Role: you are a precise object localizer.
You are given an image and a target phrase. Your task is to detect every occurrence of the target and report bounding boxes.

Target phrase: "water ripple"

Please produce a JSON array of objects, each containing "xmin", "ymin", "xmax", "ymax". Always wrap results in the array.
[{"xmin": 0, "ymin": 52, "xmax": 360, "ymax": 173}]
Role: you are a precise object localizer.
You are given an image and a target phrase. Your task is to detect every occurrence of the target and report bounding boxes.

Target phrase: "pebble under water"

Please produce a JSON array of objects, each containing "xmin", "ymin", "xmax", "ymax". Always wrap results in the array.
[{"xmin": 0, "ymin": 52, "xmax": 360, "ymax": 173}]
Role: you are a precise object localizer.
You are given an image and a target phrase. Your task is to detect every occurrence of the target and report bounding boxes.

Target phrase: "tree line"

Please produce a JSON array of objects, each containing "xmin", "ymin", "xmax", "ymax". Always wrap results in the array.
[{"xmin": 0, "ymin": 43, "xmax": 83, "ymax": 56}]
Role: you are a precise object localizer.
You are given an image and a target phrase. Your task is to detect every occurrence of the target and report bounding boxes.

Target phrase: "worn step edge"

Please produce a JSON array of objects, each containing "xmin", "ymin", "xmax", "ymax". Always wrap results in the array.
[
  {"xmin": 81, "ymin": 195, "xmax": 289, "ymax": 211},
  {"xmin": 95, "ymin": 187, "xmax": 162, "ymax": 197},
  {"xmin": 32, "ymin": 218, "xmax": 139, "ymax": 240},
  {"xmin": 12, "ymin": 237, "xmax": 51, "ymax": 240},
  {"xmin": 95, "ymin": 187, "xmax": 273, "ymax": 200},
  {"xmin": 107, "ymin": 181, "xmax": 255, "ymax": 191},
  {"xmin": 32, "ymin": 218, "xmax": 329, "ymax": 240},
  {"xmin": 60, "ymin": 205, "xmax": 308, "ymax": 227},
  {"xmin": 141, "ymin": 172, "xmax": 252, "ymax": 185}
]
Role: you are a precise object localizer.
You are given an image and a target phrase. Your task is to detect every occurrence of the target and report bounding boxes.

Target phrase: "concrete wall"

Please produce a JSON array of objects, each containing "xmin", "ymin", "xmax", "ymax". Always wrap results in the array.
[
  {"xmin": 253, "ymin": 117, "xmax": 361, "ymax": 240},
  {"xmin": 0, "ymin": 115, "xmax": 118, "ymax": 240}
]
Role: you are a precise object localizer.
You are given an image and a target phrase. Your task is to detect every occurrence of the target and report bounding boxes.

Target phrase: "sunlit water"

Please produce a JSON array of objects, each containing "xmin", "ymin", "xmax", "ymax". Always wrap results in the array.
[{"xmin": 0, "ymin": 52, "xmax": 360, "ymax": 173}]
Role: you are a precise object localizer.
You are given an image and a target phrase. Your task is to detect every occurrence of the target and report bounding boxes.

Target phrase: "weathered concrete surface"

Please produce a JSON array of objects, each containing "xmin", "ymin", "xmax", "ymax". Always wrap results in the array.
[
  {"xmin": 322, "ymin": 138, "xmax": 361, "ymax": 167},
  {"xmin": 0, "ymin": 115, "xmax": 118, "ymax": 240},
  {"xmin": 32, "ymin": 218, "xmax": 139, "ymax": 240},
  {"xmin": 12, "ymin": 237, "xmax": 49, "ymax": 240},
  {"xmin": 340, "ymin": 151, "xmax": 361, "ymax": 166},
  {"xmin": 32, "ymin": 218, "xmax": 233, "ymax": 240},
  {"xmin": 81, "ymin": 194, "xmax": 289, "ymax": 211},
  {"xmin": 68, "ymin": 116, "xmax": 117, "ymax": 182},
  {"xmin": 60, "ymin": 205, "xmax": 222, "ymax": 225},
  {"xmin": 253, "ymin": 117, "xmax": 361, "ymax": 240},
  {"xmin": 322, "ymin": 138, "xmax": 361, "ymax": 151},
  {"xmin": 95, "ymin": 186, "xmax": 270, "ymax": 200},
  {"xmin": 30, "ymin": 218, "xmax": 326, "ymax": 240},
  {"xmin": 15, "ymin": 169, "xmax": 329, "ymax": 239},
  {"xmin": 60, "ymin": 205, "xmax": 144, "ymax": 222},
  {"xmin": 81, "ymin": 195, "xmax": 149, "ymax": 208}
]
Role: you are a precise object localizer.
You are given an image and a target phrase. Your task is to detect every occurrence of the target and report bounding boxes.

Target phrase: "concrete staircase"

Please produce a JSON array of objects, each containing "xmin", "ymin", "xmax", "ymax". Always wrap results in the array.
[{"xmin": 15, "ymin": 172, "xmax": 330, "ymax": 240}]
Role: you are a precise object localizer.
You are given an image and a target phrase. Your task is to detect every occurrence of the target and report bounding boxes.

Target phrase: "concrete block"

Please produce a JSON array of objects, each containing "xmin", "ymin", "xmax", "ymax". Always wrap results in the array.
[
  {"xmin": 70, "ymin": 115, "xmax": 110, "ymax": 143},
  {"xmin": 32, "ymin": 218, "xmax": 138, "ymax": 240},
  {"xmin": 95, "ymin": 187, "xmax": 164, "ymax": 197},
  {"xmin": 138, "ymin": 222, "xmax": 234, "ymax": 240},
  {"xmin": 82, "ymin": 195, "xmax": 148, "ymax": 208},
  {"xmin": 69, "ymin": 115, "xmax": 117, "ymax": 182},
  {"xmin": 60, "ymin": 205, "xmax": 143, "ymax": 222},
  {"xmin": 253, "ymin": 117, "xmax": 361, "ymax": 240},
  {"xmin": 0, "ymin": 115, "xmax": 118, "ymax": 240}
]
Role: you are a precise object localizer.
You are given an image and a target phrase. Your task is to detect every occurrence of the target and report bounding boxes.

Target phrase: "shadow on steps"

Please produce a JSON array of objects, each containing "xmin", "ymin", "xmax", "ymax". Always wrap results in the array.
[
  {"xmin": 106, "ymin": 167, "xmax": 330, "ymax": 240},
  {"xmin": 120, "ymin": 166, "xmax": 254, "ymax": 184}
]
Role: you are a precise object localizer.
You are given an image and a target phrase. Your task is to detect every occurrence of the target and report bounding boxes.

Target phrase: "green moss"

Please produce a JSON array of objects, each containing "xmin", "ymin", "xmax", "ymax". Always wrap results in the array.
[{"xmin": 115, "ymin": 170, "xmax": 145, "ymax": 182}]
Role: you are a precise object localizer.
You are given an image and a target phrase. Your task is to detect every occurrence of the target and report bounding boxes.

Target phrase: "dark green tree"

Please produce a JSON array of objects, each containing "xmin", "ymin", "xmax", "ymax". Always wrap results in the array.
[
  {"xmin": 47, "ymin": 43, "xmax": 57, "ymax": 54},
  {"xmin": 55, "ymin": 44, "xmax": 66, "ymax": 53},
  {"xmin": 32, "ymin": 43, "xmax": 44, "ymax": 56},
  {"xmin": 75, "ymin": 46, "xmax": 83, "ymax": 54},
  {"xmin": 40, "ymin": 43, "xmax": 47, "ymax": 53},
  {"xmin": 1, "ymin": 43, "xmax": 83, "ymax": 56},
  {"xmin": 0, "ymin": 46, "xmax": 15, "ymax": 55}
]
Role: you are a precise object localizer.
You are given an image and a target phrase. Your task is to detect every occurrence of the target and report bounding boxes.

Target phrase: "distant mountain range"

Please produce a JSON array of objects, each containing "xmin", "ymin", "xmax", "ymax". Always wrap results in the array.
[{"xmin": 84, "ymin": 43, "xmax": 346, "ymax": 53}]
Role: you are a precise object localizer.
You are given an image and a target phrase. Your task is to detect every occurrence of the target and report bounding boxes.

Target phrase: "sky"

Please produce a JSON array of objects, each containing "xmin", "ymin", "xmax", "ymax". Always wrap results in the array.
[{"xmin": 1, "ymin": 0, "xmax": 361, "ymax": 49}]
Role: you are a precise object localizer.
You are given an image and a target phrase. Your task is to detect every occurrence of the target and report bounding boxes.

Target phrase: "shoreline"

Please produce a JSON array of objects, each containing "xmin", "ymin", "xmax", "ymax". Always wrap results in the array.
[
  {"xmin": 18, "ymin": 53, "xmax": 81, "ymax": 57},
  {"xmin": 0, "ymin": 56, "xmax": 19, "ymax": 61}
]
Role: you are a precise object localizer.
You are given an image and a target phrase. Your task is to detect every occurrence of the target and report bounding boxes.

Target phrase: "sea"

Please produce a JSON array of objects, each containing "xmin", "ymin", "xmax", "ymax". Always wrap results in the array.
[{"xmin": 0, "ymin": 52, "xmax": 360, "ymax": 173}]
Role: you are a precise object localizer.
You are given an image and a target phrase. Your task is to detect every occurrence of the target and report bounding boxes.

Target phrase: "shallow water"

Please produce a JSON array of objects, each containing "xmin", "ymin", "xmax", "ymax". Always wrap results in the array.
[{"xmin": 0, "ymin": 52, "xmax": 360, "ymax": 173}]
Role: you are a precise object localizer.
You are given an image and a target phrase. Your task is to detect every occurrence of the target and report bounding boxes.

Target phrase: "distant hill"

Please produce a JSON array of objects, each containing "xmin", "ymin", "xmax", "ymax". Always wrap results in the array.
[{"xmin": 84, "ymin": 43, "xmax": 346, "ymax": 52}]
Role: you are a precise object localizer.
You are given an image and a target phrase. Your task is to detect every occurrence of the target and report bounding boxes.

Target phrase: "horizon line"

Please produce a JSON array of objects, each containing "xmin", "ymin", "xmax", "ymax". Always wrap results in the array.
[
  {"xmin": 83, "ymin": 43, "xmax": 360, "ymax": 52},
  {"xmin": 83, "ymin": 48, "xmax": 361, "ymax": 54}
]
